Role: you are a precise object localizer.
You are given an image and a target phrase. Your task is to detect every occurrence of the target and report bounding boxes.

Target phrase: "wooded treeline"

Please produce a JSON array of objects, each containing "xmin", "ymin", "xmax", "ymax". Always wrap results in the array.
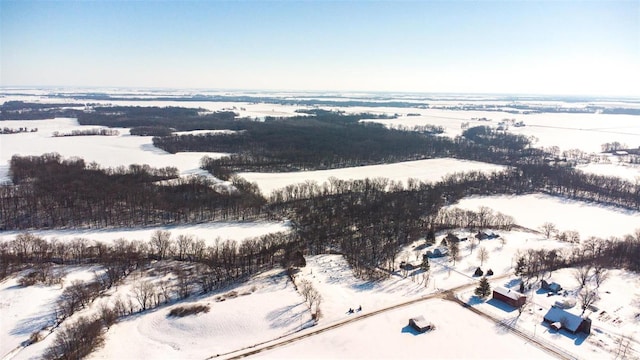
[
  {"xmin": 1, "ymin": 153, "xmax": 265, "ymax": 229},
  {"xmin": 0, "ymin": 101, "xmax": 82, "ymax": 120},
  {"xmin": 264, "ymin": 167, "xmax": 639, "ymax": 274},
  {"xmin": 0, "ymin": 230, "xmax": 303, "ymax": 283},
  {"xmin": 167, "ymin": 111, "xmax": 543, "ymax": 175}
]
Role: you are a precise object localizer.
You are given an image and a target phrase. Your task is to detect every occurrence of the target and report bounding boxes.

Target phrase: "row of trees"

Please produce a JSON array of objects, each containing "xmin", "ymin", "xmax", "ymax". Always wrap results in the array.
[
  {"xmin": 513, "ymin": 230, "xmax": 640, "ymax": 288},
  {"xmin": 1, "ymin": 230, "xmax": 303, "ymax": 282},
  {"xmin": 52, "ymin": 128, "xmax": 120, "ymax": 137}
]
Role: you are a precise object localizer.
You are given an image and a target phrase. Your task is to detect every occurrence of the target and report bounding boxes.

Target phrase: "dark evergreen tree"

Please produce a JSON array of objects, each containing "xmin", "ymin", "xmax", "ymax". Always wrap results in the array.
[
  {"xmin": 514, "ymin": 256, "xmax": 527, "ymax": 277},
  {"xmin": 475, "ymin": 276, "xmax": 491, "ymax": 298}
]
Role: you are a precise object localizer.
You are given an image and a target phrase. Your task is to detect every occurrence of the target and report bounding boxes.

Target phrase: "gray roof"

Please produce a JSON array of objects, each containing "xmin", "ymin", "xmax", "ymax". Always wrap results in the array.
[{"xmin": 544, "ymin": 306, "xmax": 584, "ymax": 332}]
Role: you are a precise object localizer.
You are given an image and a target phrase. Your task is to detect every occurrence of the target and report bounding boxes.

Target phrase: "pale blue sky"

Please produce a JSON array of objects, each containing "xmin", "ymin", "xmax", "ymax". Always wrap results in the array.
[{"xmin": 1, "ymin": 0, "xmax": 639, "ymax": 96}]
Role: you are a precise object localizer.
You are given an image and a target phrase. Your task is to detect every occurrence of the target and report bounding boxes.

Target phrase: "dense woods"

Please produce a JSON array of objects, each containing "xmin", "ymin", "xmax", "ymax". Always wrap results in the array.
[
  {"xmin": 1, "ymin": 153, "xmax": 265, "ymax": 229},
  {"xmin": 167, "ymin": 111, "xmax": 544, "ymax": 175}
]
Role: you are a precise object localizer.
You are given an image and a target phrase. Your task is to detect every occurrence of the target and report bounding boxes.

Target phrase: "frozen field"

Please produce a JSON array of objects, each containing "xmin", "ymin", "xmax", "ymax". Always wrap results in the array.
[
  {"xmin": 578, "ymin": 162, "xmax": 640, "ymax": 182},
  {"xmin": 0, "ymin": 118, "xmax": 229, "ymax": 183},
  {"xmin": 361, "ymin": 108, "xmax": 640, "ymax": 154},
  {"xmin": 250, "ymin": 299, "xmax": 555, "ymax": 360},
  {"xmin": 88, "ymin": 269, "xmax": 312, "ymax": 360},
  {"xmin": 0, "ymin": 221, "xmax": 291, "ymax": 246},
  {"xmin": 453, "ymin": 193, "xmax": 640, "ymax": 238},
  {"xmin": 239, "ymin": 158, "xmax": 506, "ymax": 195}
]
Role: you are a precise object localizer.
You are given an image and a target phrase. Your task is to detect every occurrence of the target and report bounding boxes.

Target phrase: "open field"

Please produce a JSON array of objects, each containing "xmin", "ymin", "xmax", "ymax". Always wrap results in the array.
[
  {"xmin": 0, "ymin": 221, "xmax": 291, "ymax": 246},
  {"xmin": 240, "ymin": 158, "xmax": 506, "ymax": 195},
  {"xmin": 452, "ymin": 193, "xmax": 640, "ymax": 238}
]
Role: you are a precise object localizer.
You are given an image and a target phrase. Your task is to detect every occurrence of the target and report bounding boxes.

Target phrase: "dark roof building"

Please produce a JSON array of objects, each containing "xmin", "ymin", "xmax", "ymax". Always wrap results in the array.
[
  {"xmin": 492, "ymin": 286, "xmax": 526, "ymax": 308},
  {"xmin": 543, "ymin": 306, "xmax": 591, "ymax": 334},
  {"xmin": 541, "ymin": 279, "xmax": 562, "ymax": 293},
  {"xmin": 408, "ymin": 316, "xmax": 434, "ymax": 333}
]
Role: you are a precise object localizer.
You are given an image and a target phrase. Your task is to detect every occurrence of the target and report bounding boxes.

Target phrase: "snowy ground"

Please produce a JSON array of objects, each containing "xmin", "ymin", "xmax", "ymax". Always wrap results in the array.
[
  {"xmin": 239, "ymin": 158, "xmax": 506, "ymax": 195},
  {"xmin": 0, "ymin": 221, "xmax": 291, "ymax": 246},
  {"xmin": 0, "ymin": 118, "xmax": 229, "ymax": 183},
  {"xmin": 452, "ymin": 193, "xmax": 640, "ymax": 238},
  {"xmin": 0, "ymin": 265, "xmax": 103, "ymax": 359},
  {"xmin": 250, "ymin": 299, "xmax": 556, "ymax": 360},
  {"xmin": 361, "ymin": 108, "xmax": 640, "ymax": 154},
  {"xmin": 578, "ymin": 162, "xmax": 640, "ymax": 183},
  {"xmin": 88, "ymin": 269, "xmax": 312, "ymax": 360}
]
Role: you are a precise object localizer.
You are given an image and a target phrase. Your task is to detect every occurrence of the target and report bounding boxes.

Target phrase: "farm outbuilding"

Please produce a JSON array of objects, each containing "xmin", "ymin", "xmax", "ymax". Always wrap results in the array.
[
  {"xmin": 541, "ymin": 279, "xmax": 562, "ymax": 294},
  {"xmin": 492, "ymin": 286, "xmax": 526, "ymax": 308},
  {"xmin": 408, "ymin": 316, "xmax": 434, "ymax": 333},
  {"xmin": 424, "ymin": 247, "xmax": 448, "ymax": 259},
  {"xmin": 543, "ymin": 306, "xmax": 591, "ymax": 334}
]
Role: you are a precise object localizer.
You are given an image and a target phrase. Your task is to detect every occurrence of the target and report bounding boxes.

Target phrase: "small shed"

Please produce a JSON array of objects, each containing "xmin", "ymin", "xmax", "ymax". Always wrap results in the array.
[
  {"xmin": 424, "ymin": 247, "xmax": 448, "ymax": 259},
  {"xmin": 408, "ymin": 316, "xmax": 434, "ymax": 333},
  {"xmin": 492, "ymin": 286, "xmax": 526, "ymax": 308},
  {"xmin": 541, "ymin": 279, "xmax": 562, "ymax": 293},
  {"xmin": 543, "ymin": 306, "xmax": 591, "ymax": 334},
  {"xmin": 475, "ymin": 231, "xmax": 499, "ymax": 240}
]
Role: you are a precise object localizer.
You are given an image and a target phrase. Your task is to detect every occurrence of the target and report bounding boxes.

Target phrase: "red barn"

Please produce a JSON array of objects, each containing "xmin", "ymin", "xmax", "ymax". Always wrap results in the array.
[{"xmin": 492, "ymin": 286, "xmax": 526, "ymax": 308}]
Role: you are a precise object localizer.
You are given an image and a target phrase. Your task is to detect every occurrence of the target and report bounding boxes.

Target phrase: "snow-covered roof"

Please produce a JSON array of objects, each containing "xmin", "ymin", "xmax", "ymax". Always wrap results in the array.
[
  {"xmin": 409, "ymin": 316, "xmax": 431, "ymax": 329},
  {"xmin": 543, "ymin": 306, "xmax": 584, "ymax": 332},
  {"xmin": 493, "ymin": 286, "xmax": 525, "ymax": 301}
]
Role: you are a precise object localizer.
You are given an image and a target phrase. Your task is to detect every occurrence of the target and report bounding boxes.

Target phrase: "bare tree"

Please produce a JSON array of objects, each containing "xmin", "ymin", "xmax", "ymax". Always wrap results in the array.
[
  {"xmin": 310, "ymin": 288, "xmax": 322, "ymax": 316},
  {"xmin": 468, "ymin": 238, "xmax": 477, "ymax": 254},
  {"xmin": 44, "ymin": 316, "xmax": 105, "ymax": 360},
  {"xmin": 477, "ymin": 247, "xmax": 489, "ymax": 267},
  {"xmin": 133, "ymin": 280, "xmax": 155, "ymax": 311},
  {"xmin": 150, "ymin": 230, "xmax": 172, "ymax": 260},
  {"xmin": 400, "ymin": 254, "xmax": 409, "ymax": 278},
  {"xmin": 573, "ymin": 265, "xmax": 592, "ymax": 290},
  {"xmin": 518, "ymin": 295, "xmax": 531, "ymax": 317},
  {"xmin": 579, "ymin": 287, "xmax": 599, "ymax": 315},
  {"xmin": 593, "ymin": 266, "xmax": 609, "ymax": 289},
  {"xmin": 175, "ymin": 234, "xmax": 194, "ymax": 261},
  {"xmin": 299, "ymin": 279, "xmax": 313, "ymax": 303},
  {"xmin": 539, "ymin": 222, "xmax": 557, "ymax": 239},
  {"xmin": 448, "ymin": 240, "xmax": 460, "ymax": 266}
]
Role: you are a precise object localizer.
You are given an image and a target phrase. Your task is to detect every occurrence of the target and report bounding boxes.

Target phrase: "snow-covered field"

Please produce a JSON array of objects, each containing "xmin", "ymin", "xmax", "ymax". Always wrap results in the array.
[
  {"xmin": 251, "ymin": 299, "xmax": 556, "ymax": 360},
  {"xmin": 361, "ymin": 108, "xmax": 640, "ymax": 154},
  {"xmin": 578, "ymin": 162, "xmax": 640, "ymax": 183},
  {"xmin": 452, "ymin": 193, "xmax": 640, "ymax": 238},
  {"xmin": 0, "ymin": 118, "xmax": 229, "ymax": 183},
  {"xmin": 239, "ymin": 158, "xmax": 506, "ymax": 195},
  {"xmin": 0, "ymin": 221, "xmax": 291, "ymax": 246},
  {"xmin": 89, "ymin": 269, "xmax": 312, "ymax": 360},
  {"xmin": 0, "ymin": 265, "xmax": 102, "ymax": 359}
]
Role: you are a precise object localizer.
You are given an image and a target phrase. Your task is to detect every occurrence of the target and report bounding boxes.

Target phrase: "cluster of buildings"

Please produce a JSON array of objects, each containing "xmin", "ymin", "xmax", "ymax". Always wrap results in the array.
[{"xmin": 492, "ymin": 283, "xmax": 591, "ymax": 335}]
